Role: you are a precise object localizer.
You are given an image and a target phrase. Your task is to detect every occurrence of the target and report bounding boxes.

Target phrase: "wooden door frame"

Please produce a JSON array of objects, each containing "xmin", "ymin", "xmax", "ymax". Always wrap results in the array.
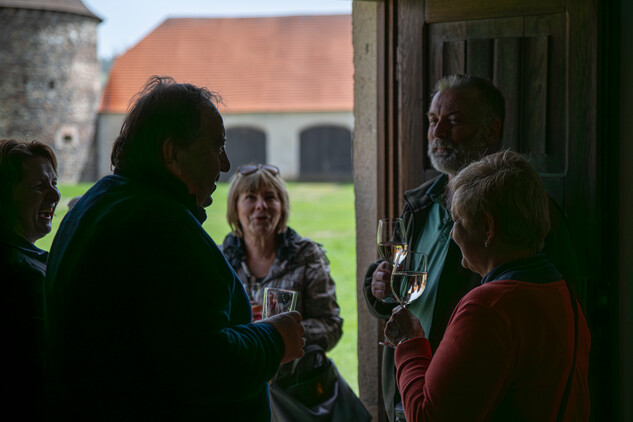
[
  {"xmin": 357, "ymin": 0, "xmax": 631, "ymax": 420},
  {"xmin": 616, "ymin": 2, "xmax": 633, "ymax": 420}
]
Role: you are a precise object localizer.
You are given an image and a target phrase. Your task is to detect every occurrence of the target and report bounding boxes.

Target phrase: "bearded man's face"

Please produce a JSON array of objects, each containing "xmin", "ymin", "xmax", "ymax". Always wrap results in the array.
[{"xmin": 426, "ymin": 88, "xmax": 497, "ymax": 176}]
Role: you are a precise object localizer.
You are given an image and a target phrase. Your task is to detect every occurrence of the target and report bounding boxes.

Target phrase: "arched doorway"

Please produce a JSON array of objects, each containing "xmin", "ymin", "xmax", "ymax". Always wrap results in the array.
[{"xmin": 299, "ymin": 125, "xmax": 352, "ymax": 181}]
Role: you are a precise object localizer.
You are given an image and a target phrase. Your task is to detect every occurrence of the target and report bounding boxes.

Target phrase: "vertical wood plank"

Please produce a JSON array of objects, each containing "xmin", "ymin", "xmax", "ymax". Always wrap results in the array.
[
  {"xmin": 385, "ymin": 0, "xmax": 398, "ymax": 219},
  {"xmin": 525, "ymin": 13, "xmax": 566, "ymax": 174},
  {"xmin": 467, "ymin": 38, "xmax": 494, "ymax": 80},
  {"xmin": 428, "ymin": 40, "xmax": 442, "ymax": 97},
  {"xmin": 493, "ymin": 37, "xmax": 522, "ymax": 151},
  {"xmin": 521, "ymin": 35, "xmax": 548, "ymax": 170},
  {"xmin": 442, "ymin": 40, "xmax": 466, "ymax": 75},
  {"xmin": 397, "ymin": 0, "xmax": 427, "ymax": 194},
  {"xmin": 565, "ymin": 0, "xmax": 601, "ymax": 417}
]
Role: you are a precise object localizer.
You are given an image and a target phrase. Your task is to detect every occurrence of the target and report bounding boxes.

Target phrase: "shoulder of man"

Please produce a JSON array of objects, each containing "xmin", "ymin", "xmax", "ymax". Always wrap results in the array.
[{"xmin": 403, "ymin": 175, "xmax": 442, "ymax": 214}]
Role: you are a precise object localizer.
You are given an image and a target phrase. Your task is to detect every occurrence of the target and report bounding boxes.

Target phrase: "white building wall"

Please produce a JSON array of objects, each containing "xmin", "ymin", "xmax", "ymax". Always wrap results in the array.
[
  {"xmin": 96, "ymin": 110, "xmax": 353, "ymax": 181},
  {"xmin": 223, "ymin": 111, "xmax": 353, "ymax": 180},
  {"xmin": 96, "ymin": 113, "xmax": 125, "ymax": 177}
]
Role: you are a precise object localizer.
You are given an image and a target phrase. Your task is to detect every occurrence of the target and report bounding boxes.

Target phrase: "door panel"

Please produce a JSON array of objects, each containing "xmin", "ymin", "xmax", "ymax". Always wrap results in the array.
[
  {"xmin": 427, "ymin": 13, "xmax": 566, "ymax": 179},
  {"xmin": 370, "ymin": 0, "xmax": 603, "ymax": 419},
  {"xmin": 425, "ymin": 0, "xmax": 564, "ymax": 22}
]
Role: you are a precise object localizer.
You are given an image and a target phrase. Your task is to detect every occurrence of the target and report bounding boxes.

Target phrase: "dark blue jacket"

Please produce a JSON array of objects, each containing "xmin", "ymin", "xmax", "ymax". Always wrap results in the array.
[
  {"xmin": 0, "ymin": 230, "xmax": 47, "ymax": 419},
  {"xmin": 45, "ymin": 174, "xmax": 284, "ymax": 421}
]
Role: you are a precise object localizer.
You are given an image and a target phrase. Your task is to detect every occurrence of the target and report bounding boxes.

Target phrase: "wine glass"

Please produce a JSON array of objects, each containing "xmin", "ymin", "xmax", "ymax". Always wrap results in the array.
[
  {"xmin": 391, "ymin": 249, "xmax": 428, "ymax": 307},
  {"xmin": 380, "ymin": 250, "xmax": 428, "ymax": 347},
  {"xmin": 262, "ymin": 287, "xmax": 298, "ymax": 319},
  {"xmin": 377, "ymin": 218, "xmax": 408, "ymax": 303}
]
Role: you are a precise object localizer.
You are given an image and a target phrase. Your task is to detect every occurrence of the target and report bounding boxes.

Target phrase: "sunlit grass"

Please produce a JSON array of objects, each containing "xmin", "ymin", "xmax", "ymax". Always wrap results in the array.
[{"xmin": 37, "ymin": 181, "xmax": 359, "ymax": 393}]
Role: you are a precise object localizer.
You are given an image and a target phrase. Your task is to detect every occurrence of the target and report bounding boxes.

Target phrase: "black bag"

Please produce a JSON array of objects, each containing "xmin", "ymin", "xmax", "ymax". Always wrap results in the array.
[{"xmin": 270, "ymin": 345, "xmax": 371, "ymax": 422}]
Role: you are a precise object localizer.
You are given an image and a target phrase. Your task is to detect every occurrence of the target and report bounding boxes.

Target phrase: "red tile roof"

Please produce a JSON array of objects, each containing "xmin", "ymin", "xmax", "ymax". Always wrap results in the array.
[{"xmin": 100, "ymin": 14, "xmax": 353, "ymax": 114}]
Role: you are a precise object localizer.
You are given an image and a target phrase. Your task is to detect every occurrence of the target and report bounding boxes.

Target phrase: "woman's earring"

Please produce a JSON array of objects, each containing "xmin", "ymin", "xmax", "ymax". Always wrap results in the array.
[{"xmin": 484, "ymin": 240, "xmax": 489, "ymax": 248}]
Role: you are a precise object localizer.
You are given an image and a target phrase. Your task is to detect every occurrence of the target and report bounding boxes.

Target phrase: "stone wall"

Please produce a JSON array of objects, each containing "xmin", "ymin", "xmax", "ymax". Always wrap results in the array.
[{"xmin": 0, "ymin": 7, "xmax": 101, "ymax": 182}]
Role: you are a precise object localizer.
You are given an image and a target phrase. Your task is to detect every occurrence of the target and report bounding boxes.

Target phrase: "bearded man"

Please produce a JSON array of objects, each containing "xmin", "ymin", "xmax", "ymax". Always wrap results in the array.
[{"xmin": 363, "ymin": 74, "xmax": 581, "ymax": 422}]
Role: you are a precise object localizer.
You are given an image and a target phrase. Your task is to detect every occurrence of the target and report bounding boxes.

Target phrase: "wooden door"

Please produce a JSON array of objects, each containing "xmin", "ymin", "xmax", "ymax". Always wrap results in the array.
[
  {"xmin": 300, "ymin": 125, "xmax": 353, "ymax": 181},
  {"xmin": 371, "ymin": 0, "xmax": 613, "ymax": 420}
]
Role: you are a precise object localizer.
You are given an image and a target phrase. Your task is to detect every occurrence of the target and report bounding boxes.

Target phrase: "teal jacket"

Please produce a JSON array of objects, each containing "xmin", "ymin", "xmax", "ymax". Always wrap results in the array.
[{"xmin": 45, "ymin": 174, "xmax": 284, "ymax": 421}]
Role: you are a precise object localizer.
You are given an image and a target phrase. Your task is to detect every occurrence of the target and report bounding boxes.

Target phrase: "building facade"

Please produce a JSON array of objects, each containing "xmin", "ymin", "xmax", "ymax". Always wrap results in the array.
[
  {"xmin": 0, "ymin": 0, "xmax": 101, "ymax": 182},
  {"xmin": 97, "ymin": 15, "xmax": 354, "ymax": 181}
]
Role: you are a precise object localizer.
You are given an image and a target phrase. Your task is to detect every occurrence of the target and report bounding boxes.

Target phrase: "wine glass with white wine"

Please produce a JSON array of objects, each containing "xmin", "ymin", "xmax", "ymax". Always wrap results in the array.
[
  {"xmin": 379, "ymin": 249, "xmax": 427, "ymax": 347},
  {"xmin": 377, "ymin": 218, "xmax": 408, "ymax": 303},
  {"xmin": 391, "ymin": 249, "xmax": 428, "ymax": 307}
]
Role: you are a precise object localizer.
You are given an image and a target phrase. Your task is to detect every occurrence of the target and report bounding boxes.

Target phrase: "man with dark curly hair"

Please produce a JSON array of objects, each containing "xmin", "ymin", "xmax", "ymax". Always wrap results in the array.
[{"xmin": 45, "ymin": 76, "xmax": 305, "ymax": 421}]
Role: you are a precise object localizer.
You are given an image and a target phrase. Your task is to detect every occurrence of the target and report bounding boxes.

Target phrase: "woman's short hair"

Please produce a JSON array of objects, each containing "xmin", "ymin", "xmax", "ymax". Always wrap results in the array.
[
  {"xmin": 447, "ymin": 150, "xmax": 550, "ymax": 251},
  {"xmin": 111, "ymin": 76, "xmax": 222, "ymax": 179},
  {"xmin": 226, "ymin": 168, "xmax": 290, "ymax": 238}
]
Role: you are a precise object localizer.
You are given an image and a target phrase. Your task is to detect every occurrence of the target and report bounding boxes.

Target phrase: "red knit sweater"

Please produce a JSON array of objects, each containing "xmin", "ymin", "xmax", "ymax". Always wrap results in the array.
[{"xmin": 395, "ymin": 279, "xmax": 590, "ymax": 421}]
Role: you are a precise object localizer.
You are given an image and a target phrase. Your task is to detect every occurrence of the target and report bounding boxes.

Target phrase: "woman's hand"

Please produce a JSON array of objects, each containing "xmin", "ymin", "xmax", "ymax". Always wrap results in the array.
[
  {"xmin": 371, "ymin": 261, "xmax": 393, "ymax": 300},
  {"xmin": 260, "ymin": 310, "xmax": 306, "ymax": 363},
  {"xmin": 384, "ymin": 305, "xmax": 426, "ymax": 346},
  {"xmin": 251, "ymin": 302, "xmax": 263, "ymax": 322}
]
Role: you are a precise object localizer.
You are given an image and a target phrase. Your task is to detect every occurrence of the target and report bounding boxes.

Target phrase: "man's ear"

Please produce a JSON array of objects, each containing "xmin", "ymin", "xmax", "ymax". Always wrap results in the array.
[
  {"xmin": 162, "ymin": 138, "xmax": 181, "ymax": 177},
  {"xmin": 486, "ymin": 118, "xmax": 502, "ymax": 146}
]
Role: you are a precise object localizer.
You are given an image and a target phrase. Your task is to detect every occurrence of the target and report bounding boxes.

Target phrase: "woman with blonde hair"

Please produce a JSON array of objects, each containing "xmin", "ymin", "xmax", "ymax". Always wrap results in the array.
[
  {"xmin": 222, "ymin": 164, "xmax": 342, "ymax": 357},
  {"xmin": 384, "ymin": 150, "xmax": 590, "ymax": 421}
]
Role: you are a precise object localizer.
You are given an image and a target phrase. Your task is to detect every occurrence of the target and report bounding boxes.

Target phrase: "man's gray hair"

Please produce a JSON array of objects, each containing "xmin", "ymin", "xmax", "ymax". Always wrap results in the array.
[{"xmin": 433, "ymin": 74, "xmax": 505, "ymax": 136}]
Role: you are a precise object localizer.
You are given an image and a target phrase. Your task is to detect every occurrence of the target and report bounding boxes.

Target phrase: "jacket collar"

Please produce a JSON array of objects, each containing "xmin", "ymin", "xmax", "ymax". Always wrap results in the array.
[
  {"xmin": 222, "ymin": 227, "xmax": 301, "ymax": 270},
  {"xmin": 403, "ymin": 174, "xmax": 448, "ymax": 213},
  {"xmin": 0, "ymin": 228, "xmax": 47, "ymax": 256},
  {"xmin": 481, "ymin": 253, "xmax": 563, "ymax": 285}
]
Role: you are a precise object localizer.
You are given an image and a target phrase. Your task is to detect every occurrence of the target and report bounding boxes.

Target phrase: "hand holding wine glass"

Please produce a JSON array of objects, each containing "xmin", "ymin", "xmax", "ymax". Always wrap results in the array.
[
  {"xmin": 380, "ymin": 249, "xmax": 428, "ymax": 347},
  {"xmin": 375, "ymin": 218, "xmax": 408, "ymax": 303},
  {"xmin": 371, "ymin": 261, "xmax": 394, "ymax": 302},
  {"xmin": 259, "ymin": 310, "xmax": 306, "ymax": 363},
  {"xmin": 258, "ymin": 288, "xmax": 303, "ymax": 363},
  {"xmin": 384, "ymin": 305, "xmax": 426, "ymax": 347},
  {"xmin": 262, "ymin": 287, "xmax": 298, "ymax": 319}
]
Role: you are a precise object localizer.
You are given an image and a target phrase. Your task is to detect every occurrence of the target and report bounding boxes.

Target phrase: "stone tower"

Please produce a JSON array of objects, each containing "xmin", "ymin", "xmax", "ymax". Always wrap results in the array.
[{"xmin": 0, "ymin": 0, "xmax": 101, "ymax": 182}]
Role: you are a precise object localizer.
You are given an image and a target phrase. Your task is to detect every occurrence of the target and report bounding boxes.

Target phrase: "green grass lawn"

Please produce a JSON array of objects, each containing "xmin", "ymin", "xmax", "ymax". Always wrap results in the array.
[{"xmin": 36, "ymin": 181, "xmax": 359, "ymax": 393}]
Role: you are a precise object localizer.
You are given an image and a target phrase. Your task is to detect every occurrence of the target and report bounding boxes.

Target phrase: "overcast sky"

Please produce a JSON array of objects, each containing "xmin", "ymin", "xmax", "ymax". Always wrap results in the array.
[{"xmin": 82, "ymin": 0, "xmax": 353, "ymax": 59}]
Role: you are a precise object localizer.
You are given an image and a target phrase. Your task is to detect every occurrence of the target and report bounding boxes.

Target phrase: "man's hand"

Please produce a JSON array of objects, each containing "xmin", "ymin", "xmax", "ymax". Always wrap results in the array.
[
  {"xmin": 384, "ymin": 305, "xmax": 426, "ymax": 346},
  {"xmin": 261, "ymin": 311, "xmax": 305, "ymax": 363},
  {"xmin": 371, "ymin": 261, "xmax": 393, "ymax": 300}
]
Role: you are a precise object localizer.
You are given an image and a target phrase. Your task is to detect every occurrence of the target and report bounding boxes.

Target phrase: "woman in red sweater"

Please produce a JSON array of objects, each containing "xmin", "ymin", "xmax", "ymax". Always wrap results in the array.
[{"xmin": 384, "ymin": 150, "xmax": 590, "ymax": 421}]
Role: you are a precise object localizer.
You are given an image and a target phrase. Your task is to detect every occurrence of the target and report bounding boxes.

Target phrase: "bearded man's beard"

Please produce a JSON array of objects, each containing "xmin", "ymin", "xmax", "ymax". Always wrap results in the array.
[{"xmin": 427, "ymin": 129, "xmax": 491, "ymax": 176}]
